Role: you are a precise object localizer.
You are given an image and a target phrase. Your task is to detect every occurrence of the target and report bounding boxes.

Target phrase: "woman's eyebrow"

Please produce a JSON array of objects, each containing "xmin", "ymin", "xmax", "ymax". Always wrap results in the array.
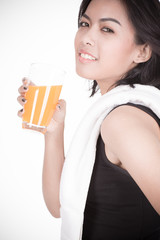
[
  {"xmin": 82, "ymin": 13, "xmax": 121, "ymax": 26},
  {"xmin": 100, "ymin": 17, "xmax": 121, "ymax": 26},
  {"xmin": 82, "ymin": 13, "xmax": 91, "ymax": 21}
]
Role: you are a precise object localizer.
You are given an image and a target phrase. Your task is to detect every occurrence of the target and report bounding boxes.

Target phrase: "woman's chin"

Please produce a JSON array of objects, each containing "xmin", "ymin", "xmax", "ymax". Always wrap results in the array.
[{"xmin": 75, "ymin": 67, "xmax": 94, "ymax": 80}]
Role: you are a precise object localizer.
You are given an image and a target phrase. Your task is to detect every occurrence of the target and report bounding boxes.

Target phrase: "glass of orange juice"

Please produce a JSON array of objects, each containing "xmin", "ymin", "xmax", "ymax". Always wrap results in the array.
[{"xmin": 22, "ymin": 63, "xmax": 65, "ymax": 134}]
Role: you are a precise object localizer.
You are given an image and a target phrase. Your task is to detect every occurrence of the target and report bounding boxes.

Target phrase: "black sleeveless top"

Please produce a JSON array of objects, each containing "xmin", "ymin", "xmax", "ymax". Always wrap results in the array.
[{"xmin": 82, "ymin": 104, "xmax": 160, "ymax": 240}]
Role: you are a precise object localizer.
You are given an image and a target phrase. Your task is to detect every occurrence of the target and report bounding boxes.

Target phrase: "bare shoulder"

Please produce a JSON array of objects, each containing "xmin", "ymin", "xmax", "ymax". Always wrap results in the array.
[
  {"xmin": 101, "ymin": 104, "xmax": 160, "ymax": 163},
  {"xmin": 101, "ymin": 104, "xmax": 160, "ymax": 143}
]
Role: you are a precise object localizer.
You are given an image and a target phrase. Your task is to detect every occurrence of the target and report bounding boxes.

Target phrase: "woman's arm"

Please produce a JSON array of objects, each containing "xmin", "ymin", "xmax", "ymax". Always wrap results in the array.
[
  {"xmin": 101, "ymin": 105, "xmax": 160, "ymax": 215},
  {"xmin": 17, "ymin": 79, "xmax": 66, "ymax": 218},
  {"xmin": 42, "ymin": 100, "xmax": 66, "ymax": 218}
]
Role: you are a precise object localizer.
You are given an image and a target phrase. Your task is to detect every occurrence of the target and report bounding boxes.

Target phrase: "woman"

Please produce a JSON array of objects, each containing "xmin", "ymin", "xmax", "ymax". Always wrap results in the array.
[{"xmin": 18, "ymin": 0, "xmax": 160, "ymax": 239}]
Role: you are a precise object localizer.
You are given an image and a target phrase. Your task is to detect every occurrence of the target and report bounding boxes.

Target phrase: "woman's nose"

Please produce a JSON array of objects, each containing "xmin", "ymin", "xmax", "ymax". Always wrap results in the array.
[{"xmin": 82, "ymin": 29, "xmax": 95, "ymax": 47}]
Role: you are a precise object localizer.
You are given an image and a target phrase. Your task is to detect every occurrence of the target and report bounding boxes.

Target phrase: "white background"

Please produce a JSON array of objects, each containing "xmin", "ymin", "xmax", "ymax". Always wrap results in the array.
[{"xmin": 0, "ymin": 0, "xmax": 99, "ymax": 239}]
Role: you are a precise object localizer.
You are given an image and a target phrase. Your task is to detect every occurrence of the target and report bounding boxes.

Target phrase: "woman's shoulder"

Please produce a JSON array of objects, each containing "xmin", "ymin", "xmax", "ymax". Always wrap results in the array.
[{"xmin": 101, "ymin": 104, "xmax": 160, "ymax": 148}]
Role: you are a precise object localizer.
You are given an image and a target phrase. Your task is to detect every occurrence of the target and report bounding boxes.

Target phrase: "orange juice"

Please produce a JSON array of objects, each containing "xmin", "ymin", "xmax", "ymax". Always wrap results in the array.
[{"xmin": 22, "ymin": 85, "xmax": 62, "ymax": 133}]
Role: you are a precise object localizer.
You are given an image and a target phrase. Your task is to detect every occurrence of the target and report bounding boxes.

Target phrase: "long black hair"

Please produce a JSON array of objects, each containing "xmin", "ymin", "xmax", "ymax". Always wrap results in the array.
[{"xmin": 78, "ymin": 0, "xmax": 160, "ymax": 96}]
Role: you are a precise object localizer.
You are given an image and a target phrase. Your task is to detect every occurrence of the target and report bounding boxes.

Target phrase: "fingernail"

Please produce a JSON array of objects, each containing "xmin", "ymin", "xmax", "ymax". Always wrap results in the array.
[
  {"xmin": 22, "ymin": 77, "xmax": 30, "ymax": 86},
  {"xmin": 57, "ymin": 104, "xmax": 61, "ymax": 110},
  {"xmin": 23, "ymin": 86, "xmax": 28, "ymax": 90},
  {"xmin": 22, "ymin": 77, "xmax": 27, "ymax": 83},
  {"xmin": 22, "ymin": 98, "xmax": 26, "ymax": 102},
  {"xmin": 20, "ymin": 108, "xmax": 24, "ymax": 112}
]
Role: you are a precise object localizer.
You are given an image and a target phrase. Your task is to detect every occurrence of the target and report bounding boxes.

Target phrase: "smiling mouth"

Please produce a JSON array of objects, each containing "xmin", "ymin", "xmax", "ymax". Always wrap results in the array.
[{"xmin": 79, "ymin": 53, "xmax": 97, "ymax": 61}]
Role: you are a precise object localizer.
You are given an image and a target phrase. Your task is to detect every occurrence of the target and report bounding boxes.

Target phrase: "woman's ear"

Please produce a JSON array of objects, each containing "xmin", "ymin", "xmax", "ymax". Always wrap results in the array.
[{"xmin": 134, "ymin": 44, "xmax": 152, "ymax": 64}]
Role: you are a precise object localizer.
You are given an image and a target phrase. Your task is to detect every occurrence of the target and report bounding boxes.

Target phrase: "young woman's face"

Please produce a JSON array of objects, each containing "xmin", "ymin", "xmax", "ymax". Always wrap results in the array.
[{"xmin": 74, "ymin": 0, "xmax": 139, "ymax": 91}]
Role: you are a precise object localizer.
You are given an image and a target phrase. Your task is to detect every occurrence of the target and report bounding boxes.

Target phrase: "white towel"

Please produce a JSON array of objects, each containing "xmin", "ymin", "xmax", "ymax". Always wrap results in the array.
[{"xmin": 60, "ymin": 84, "xmax": 160, "ymax": 240}]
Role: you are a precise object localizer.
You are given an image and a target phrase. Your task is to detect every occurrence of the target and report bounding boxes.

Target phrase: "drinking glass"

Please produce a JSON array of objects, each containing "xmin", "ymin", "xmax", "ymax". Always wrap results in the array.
[{"xmin": 22, "ymin": 63, "xmax": 66, "ymax": 133}]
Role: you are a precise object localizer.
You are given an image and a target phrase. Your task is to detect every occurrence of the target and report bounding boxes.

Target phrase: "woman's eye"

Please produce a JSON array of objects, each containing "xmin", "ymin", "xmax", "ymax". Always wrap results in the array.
[
  {"xmin": 79, "ymin": 21, "xmax": 89, "ymax": 28},
  {"xmin": 102, "ymin": 27, "xmax": 114, "ymax": 33}
]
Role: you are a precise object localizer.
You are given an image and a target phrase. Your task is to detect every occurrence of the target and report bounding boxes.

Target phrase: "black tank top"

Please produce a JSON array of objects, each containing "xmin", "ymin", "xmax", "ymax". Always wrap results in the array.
[{"xmin": 82, "ymin": 104, "xmax": 160, "ymax": 240}]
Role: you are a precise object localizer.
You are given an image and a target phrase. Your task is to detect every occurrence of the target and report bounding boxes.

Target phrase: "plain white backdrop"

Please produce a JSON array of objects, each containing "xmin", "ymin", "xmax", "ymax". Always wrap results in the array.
[{"xmin": 0, "ymin": 0, "xmax": 100, "ymax": 239}]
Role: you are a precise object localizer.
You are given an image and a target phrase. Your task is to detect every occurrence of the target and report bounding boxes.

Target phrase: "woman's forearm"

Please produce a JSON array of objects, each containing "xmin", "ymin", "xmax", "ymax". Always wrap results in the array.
[{"xmin": 42, "ymin": 122, "xmax": 65, "ymax": 218}]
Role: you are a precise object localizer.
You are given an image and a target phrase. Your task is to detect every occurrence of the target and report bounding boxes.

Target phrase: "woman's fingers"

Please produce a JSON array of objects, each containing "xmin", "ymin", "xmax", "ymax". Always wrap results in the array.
[
  {"xmin": 18, "ymin": 78, "xmax": 35, "ymax": 94},
  {"xmin": 22, "ymin": 77, "xmax": 35, "ymax": 86},
  {"xmin": 18, "ymin": 85, "xmax": 28, "ymax": 97},
  {"xmin": 17, "ymin": 108, "xmax": 24, "ymax": 118},
  {"xmin": 53, "ymin": 99, "xmax": 66, "ymax": 123},
  {"xmin": 46, "ymin": 100, "xmax": 66, "ymax": 133},
  {"xmin": 17, "ymin": 95, "xmax": 27, "ymax": 106},
  {"xmin": 17, "ymin": 77, "xmax": 35, "ymax": 117}
]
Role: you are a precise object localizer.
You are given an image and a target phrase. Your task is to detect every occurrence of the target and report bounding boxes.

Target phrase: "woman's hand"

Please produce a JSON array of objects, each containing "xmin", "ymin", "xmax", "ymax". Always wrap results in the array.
[
  {"xmin": 17, "ymin": 78, "xmax": 66, "ymax": 134},
  {"xmin": 17, "ymin": 77, "xmax": 34, "ymax": 117},
  {"xmin": 46, "ymin": 99, "xmax": 66, "ymax": 133}
]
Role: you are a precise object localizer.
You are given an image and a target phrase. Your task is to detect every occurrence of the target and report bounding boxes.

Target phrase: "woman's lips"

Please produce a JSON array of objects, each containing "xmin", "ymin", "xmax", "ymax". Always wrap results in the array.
[{"xmin": 78, "ymin": 50, "xmax": 98, "ymax": 63}]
